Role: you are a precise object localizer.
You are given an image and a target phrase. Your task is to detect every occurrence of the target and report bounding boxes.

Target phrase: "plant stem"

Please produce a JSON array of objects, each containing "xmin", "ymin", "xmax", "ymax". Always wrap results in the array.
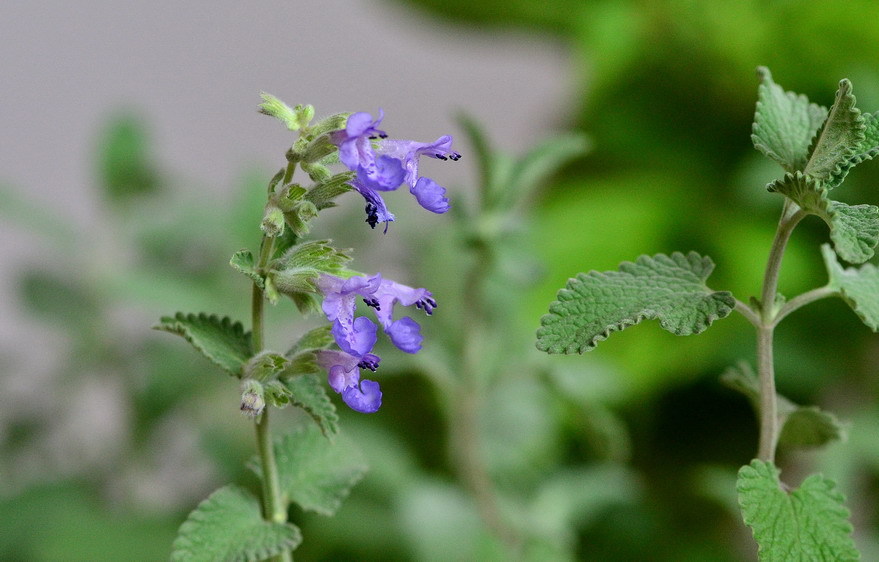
[
  {"xmin": 251, "ymin": 234, "xmax": 291, "ymax": 562},
  {"xmin": 449, "ymin": 240, "xmax": 522, "ymax": 554},
  {"xmin": 755, "ymin": 201, "xmax": 805, "ymax": 463}
]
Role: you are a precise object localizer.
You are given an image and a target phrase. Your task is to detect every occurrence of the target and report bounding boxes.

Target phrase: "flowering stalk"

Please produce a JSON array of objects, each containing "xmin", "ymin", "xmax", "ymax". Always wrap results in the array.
[{"xmin": 159, "ymin": 96, "xmax": 458, "ymax": 560}]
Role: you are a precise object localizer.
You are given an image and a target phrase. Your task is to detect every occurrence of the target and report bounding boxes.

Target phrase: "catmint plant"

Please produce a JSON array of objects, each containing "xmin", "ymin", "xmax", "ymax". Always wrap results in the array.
[
  {"xmin": 155, "ymin": 94, "xmax": 457, "ymax": 560},
  {"xmin": 536, "ymin": 67, "xmax": 879, "ymax": 560}
]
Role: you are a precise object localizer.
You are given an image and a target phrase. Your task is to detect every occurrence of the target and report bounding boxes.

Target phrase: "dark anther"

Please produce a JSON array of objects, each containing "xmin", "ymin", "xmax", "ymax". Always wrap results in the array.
[
  {"xmin": 363, "ymin": 297, "xmax": 380, "ymax": 310},
  {"xmin": 358, "ymin": 358, "xmax": 379, "ymax": 372},
  {"xmin": 415, "ymin": 296, "xmax": 437, "ymax": 315},
  {"xmin": 365, "ymin": 204, "xmax": 379, "ymax": 229},
  {"xmin": 435, "ymin": 154, "xmax": 448, "ymax": 161},
  {"xmin": 449, "ymin": 152, "xmax": 462, "ymax": 161}
]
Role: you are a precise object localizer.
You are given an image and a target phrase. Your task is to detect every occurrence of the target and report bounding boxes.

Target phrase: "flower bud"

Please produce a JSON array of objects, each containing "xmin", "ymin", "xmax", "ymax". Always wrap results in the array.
[
  {"xmin": 261, "ymin": 203, "xmax": 285, "ymax": 238},
  {"xmin": 258, "ymin": 93, "xmax": 311, "ymax": 131},
  {"xmin": 240, "ymin": 379, "xmax": 265, "ymax": 418}
]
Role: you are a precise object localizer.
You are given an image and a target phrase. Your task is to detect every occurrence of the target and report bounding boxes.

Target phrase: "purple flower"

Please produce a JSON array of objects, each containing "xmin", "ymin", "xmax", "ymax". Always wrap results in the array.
[
  {"xmin": 330, "ymin": 111, "xmax": 459, "ymax": 229},
  {"xmin": 317, "ymin": 273, "xmax": 438, "ymax": 412},
  {"xmin": 316, "ymin": 350, "xmax": 382, "ymax": 413}
]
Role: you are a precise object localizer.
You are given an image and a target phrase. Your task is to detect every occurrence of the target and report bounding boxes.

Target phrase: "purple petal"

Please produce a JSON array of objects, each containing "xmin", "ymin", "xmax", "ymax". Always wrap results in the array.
[
  {"xmin": 410, "ymin": 177, "xmax": 450, "ymax": 214},
  {"xmin": 386, "ymin": 316, "xmax": 423, "ymax": 353},
  {"xmin": 371, "ymin": 278, "xmax": 434, "ymax": 328},
  {"xmin": 350, "ymin": 178, "xmax": 395, "ymax": 228},
  {"xmin": 356, "ymin": 155, "xmax": 405, "ymax": 191},
  {"xmin": 332, "ymin": 316, "xmax": 377, "ymax": 357},
  {"xmin": 342, "ymin": 380, "xmax": 382, "ymax": 413},
  {"xmin": 327, "ymin": 364, "xmax": 360, "ymax": 394}
]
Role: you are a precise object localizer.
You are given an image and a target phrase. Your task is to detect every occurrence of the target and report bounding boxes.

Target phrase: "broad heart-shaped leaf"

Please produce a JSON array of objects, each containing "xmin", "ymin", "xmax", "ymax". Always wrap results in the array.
[
  {"xmin": 229, "ymin": 249, "xmax": 264, "ymax": 289},
  {"xmin": 822, "ymin": 244, "xmax": 879, "ymax": 331},
  {"xmin": 752, "ymin": 67, "xmax": 828, "ymax": 173},
  {"xmin": 737, "ymin": 461, "xmax": 859, "ymax": 561},
  {"xmin": 827, "ymin": 111, "xmax": 879, "ymax": 189},
  {"xmin": 248, "ymin": 424, "xmax": 367, "ymax": 516},
  {"xmin": 170, "ymin": 484, "xmax": 302, "ymax": 562},
  {"xmin": 767, "ymin": 172, "xmax": 879, "ymax": 263},
  {"xmin": 804, "ymin": 77, "xmax": 865, "ymax": 183},
  {"xmin": 536, "ymin": 252, "xmax": 735, "ymax": 354},
  {"xmin": 154, "ymin": 313, "xmax": 253, "ymax": 376},
  {"xmin": 281, "ymin": 373, "xmax": 339, "ymax": 437},
  {"xmin": 721, "ymin": 363, "xmax": 845, "ymax": 450}
]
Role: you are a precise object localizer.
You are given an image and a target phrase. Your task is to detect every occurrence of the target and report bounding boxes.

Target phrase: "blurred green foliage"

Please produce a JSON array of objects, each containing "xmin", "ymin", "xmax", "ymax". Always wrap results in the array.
[{"xmin": 3, "ymin": 1, "xmax": 879, "ymax": 560}]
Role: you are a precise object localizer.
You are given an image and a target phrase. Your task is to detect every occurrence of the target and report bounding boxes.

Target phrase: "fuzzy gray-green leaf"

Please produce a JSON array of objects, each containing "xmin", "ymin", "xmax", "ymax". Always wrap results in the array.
[
  {"xmin": 170, "ymin": 484, "xmax": 302, "ymax": 561},
  {"xmin": 823, "ymin": 244, "xmax": 879, "ymax": 331},
  {"xmin": 827, "ymin": 111, "xmax": 879, "ymax": 189},
  {"xmin": 536, "ymin": 252, "xmax": 734, "ymax": 354},
  {"xmin": 154, "ymin": 313, "xmax": 253, "ymax": 376},
  {"xmin": 249, "ymin": 424, "xmax": 367, "ymax": 516},
  {"xmin": 804, "ymin": 78, "xmax": 865, "ymax": 182},
  {"xmin": 737, "ymin": 461, "xmax": 858, "ymax": 561},
  {"xmin": 751, "ymin": 67, "xmax": 827, "ymax": 172},
  {"xmin": 767, "ymin": 172, "xmax": 879, "ymax": 263}
]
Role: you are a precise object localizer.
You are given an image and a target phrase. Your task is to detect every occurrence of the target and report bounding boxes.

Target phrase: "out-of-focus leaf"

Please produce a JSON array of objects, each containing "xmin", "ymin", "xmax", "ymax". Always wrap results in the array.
[
  {"xmin": 280, "ymin": 373, "xmax": 339, "ymax": 437},
  {"xmin": 97, "ymin": 113, "xmax": 160, "ymax": 200},
  {"xmin": 248, "ymin": 424, "xmax": 367, "ymax": 516}
]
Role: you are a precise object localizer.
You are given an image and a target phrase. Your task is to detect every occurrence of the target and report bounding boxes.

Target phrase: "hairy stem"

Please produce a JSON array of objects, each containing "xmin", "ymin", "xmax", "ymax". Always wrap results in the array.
[
  {"xmin": 755, "ymin": 201, "xmax": 805, "ymax": 462},
  {"xmin": 773, "ymin": 286, "xmax": 836, "ymax": 327},
  {"xmin": 251, "ymin": 234, "xmax": 290, "ymax": 562}
]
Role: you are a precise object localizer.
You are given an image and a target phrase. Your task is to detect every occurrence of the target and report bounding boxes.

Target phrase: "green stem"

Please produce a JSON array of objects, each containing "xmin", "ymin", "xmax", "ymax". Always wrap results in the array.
[
  {"xmin": 449, "ymin": 240, "xmax": 522, "ymax": 554},
  {"xmin": 250, "ymin": 234, "xmax": 290, "ymax": 562},
  {"xmin": 772, "ymin": 286, "xmax": 836, "ymax": 327},
  {"xmin": 755, "ymin": 201, "xmax": 805, "ymax": 463}
]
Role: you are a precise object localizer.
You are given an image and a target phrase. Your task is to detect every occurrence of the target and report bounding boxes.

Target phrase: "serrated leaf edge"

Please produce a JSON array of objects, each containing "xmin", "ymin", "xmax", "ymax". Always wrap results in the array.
[
  {"xmin": 153, "ymin": 312, "xmax": 254, "ymax": 376},
  {"xmin": 536, "ymin": 251, "xmax": 735, "ymax": 354}
]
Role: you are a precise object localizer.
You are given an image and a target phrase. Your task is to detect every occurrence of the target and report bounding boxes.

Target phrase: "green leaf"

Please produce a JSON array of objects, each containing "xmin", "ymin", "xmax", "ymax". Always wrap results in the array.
[
  {"xmin": 822, "ymin": 244, "xmax": 879, "ymax": 330},
  {"xmin": 229, "ymin": 249, "xmax": 264, "ymax": 289},
  {"xmin": 154, "ymin": 313, "xmax": 253, "ymax": 376},
  {"xmin": 97, "ymin": 113, "xmax": 160, "ymax": 200},
  {"xmin": 781, "ymin": 407, "xmax": 847, "ymax": 450},
  {"xmin": 500, "ymin": 132, "xmax": 590, "ymax": 210},
  {"xmin": 170, "ymin": 484, "xmax": 301, "ymax": 562},
  {"xmin": 827, "ymin": 111, "xmax": 879, "ymax": 189},
  {"xmin": 536, "ymin": 252, "xmax": 735, "ymax": 354},
  {"xmin": 721, "ymin": 363, "xmax": 845, "ymax": 450},
  {"xmin": 751, "ymin": 67, "xmax": 827, "ymax": 172},
  {"xmin": 804, "ymin": 78, "xmax": 865, "ymax": 182},
  {"xmin": 249, "ymin": 424, "xmax": 368, "ymax": 516},
  {"xmin": 737, "ymin": 460, "xmax": 858, "ymax": 562},
  {"xmin": 767, "ymin": 172, "xmax": 879, "ymax": 263},
  {"xmin": 281, "ymin": 373, "xmax": 339, "ymax": 437}
]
